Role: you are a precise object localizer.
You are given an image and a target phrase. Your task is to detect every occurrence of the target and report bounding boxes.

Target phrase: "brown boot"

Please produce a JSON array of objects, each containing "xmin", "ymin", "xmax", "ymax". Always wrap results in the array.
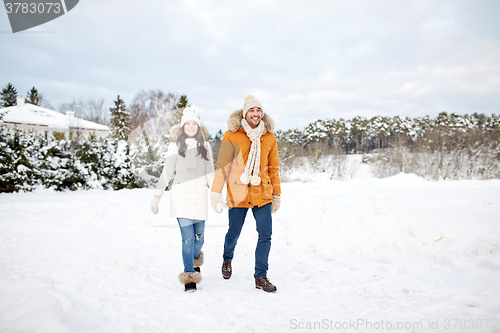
[
  {"xmin": 255, "ymin": 277, "xmax": 277, "ymax": 293},
  {"xmin": 222, "ymin": 260, "xmax": 232, "ymax": 279}
]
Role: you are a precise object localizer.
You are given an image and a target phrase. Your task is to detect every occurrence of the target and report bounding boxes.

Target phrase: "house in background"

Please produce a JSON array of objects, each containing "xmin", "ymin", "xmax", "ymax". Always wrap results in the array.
[{"xmin": 0, "ymin": 96, "xmax": 110, "ymax": 139}]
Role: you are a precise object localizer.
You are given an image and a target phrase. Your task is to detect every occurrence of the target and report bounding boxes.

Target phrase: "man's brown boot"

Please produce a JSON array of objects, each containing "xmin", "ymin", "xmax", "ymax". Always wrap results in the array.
[
  {"xmin": 222, "ymin": 260, "xmax": 232, "ymax": 279},
  {"xmin": 255, "ymin": 277, "xmax": 277, "ymax": 293}
]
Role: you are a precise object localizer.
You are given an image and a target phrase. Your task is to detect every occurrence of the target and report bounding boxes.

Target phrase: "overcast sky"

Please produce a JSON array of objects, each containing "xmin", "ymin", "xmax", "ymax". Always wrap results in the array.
[{"xmin": 1, "ymin": 0, "xmax": 499, "ymax": 133}]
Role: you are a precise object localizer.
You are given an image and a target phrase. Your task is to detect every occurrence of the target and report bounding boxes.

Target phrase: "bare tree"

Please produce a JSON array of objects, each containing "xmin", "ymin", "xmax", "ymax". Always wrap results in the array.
[
  {"xmin": 87, "ymin": 98, "xmax": 106, "ymax": 124},
  {"xmin": 129, "ymin": 89, "xmax": 179, "ymax": 142},
  {"xmin": 59, "ymin": 97, "xmax": 108, "ymax": 124}
]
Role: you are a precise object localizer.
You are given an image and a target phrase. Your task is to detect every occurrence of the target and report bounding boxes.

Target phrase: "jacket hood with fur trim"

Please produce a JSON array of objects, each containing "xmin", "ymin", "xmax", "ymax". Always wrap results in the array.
[
  {"xmin": 227, "ymin": 109, "xmax": 275, "ymax": 134},
  {"xmin": 169, "ymin": 124, "xmax": 209, "ymax": 141}
]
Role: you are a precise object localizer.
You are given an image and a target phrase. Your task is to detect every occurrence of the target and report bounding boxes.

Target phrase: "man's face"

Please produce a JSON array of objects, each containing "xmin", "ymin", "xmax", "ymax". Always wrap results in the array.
[{"xmin": 245, "ymin": 107, "xmax": 263, "ymax": 129}]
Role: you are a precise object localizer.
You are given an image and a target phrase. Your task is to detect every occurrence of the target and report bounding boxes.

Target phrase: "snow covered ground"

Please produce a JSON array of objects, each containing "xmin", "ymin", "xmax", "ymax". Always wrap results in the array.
[{"xmin": 1, "ymin": 170, "xmax": 500, "ymax": 332}]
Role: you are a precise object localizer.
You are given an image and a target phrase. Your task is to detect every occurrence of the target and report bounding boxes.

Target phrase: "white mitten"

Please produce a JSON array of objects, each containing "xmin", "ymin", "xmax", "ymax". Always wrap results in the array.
[
  {"xmin": 150, "ymin": 195, "xmax": 161, "ymax": 214},
  {"xmin": 210, "ymin": 192, "xmax": 227, "ymax": 213},
  {"xmin": 271, "ymin": 195, "xmax": 281, "ymax": 214}
]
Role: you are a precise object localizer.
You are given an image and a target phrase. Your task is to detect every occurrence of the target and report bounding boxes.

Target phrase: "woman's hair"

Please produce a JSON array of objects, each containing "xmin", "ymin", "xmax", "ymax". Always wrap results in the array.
[{"xmin": 177, "ymin": 124, "xmax": 209, "ymax": 161}]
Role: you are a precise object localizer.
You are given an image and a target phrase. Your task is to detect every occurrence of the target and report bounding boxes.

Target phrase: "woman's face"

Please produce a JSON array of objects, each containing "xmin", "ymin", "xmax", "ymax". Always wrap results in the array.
[{"xmin": 184, "ymin": 120, "xmax": 198, "ymax": 138}]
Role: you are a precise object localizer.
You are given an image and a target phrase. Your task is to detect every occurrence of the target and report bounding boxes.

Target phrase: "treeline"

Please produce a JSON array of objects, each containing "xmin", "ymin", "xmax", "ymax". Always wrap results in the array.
[
  {"xmin": 277, "ymin": 112, "xmax": 500, "ymax": 180},
  {"xmin": 2, "ymin": 79, "xmax": 500, "ymax": 189},
  {"xmin": 276, "ymin": 112, "xmax": 500, "ymax": 153}
]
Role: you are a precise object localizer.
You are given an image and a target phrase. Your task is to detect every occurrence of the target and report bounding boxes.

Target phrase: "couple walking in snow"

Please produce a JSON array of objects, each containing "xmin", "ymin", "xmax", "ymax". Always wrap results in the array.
[{"xmin": 150, "ymin": 95, "xmax": 281, "ymax": 292}]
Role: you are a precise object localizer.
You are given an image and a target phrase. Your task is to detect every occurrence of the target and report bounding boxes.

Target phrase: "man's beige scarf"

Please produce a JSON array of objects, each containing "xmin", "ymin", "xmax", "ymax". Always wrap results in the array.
[{"xmin": 240, "ymin": 118, "xmax": 266, "ymax": 186}]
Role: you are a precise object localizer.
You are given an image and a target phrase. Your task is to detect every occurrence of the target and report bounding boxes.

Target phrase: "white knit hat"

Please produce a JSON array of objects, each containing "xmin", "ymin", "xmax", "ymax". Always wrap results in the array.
[
  {"xmin": 180, "ymin": 107, "xmax": 200, "ymax": 126},
  {"xmin": 242, "ymin": 94, "xmax": 263, "ymax": 118}
]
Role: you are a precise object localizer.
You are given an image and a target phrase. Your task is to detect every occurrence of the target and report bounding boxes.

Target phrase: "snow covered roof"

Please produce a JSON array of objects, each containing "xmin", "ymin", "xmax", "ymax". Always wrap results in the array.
[{"xmin": 0, "ymin": 97, "xmax": 110, "ymax": 133}]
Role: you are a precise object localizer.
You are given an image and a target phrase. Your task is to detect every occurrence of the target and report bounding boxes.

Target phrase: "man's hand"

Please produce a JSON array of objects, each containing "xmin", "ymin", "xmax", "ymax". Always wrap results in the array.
[{"xmin": 271, "ymin": 195, "xmax": 281, "ymax": 214}]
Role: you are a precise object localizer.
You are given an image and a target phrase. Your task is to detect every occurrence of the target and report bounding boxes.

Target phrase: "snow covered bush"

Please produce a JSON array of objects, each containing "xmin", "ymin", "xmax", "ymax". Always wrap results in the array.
[
  {"xmin": 33, "ymin": 138, "xmax": 85, "ymax": 191},
  {"xmin": 72, "ymin": 138, "xmax": 134, "ymax": 190},
  {"xmin": 0, "ymin": 128, "xmax": 38, "ymax": 192},
  {"xmin": 278, "ymin": 140, "xmax": 355, "ymax": 181},
  {"xmin": 129, "ymin": 136, "xmax": 169, "ymax": 188}
]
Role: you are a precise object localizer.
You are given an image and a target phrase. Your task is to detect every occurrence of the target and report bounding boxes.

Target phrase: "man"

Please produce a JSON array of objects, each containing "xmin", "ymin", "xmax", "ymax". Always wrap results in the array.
[{"xmin": 210, "ymin": 94, "xmax": 281, "ymax": 293}]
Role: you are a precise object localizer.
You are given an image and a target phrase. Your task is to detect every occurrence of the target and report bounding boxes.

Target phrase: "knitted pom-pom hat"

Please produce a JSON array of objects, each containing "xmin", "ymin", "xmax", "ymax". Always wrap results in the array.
[
  {"xmin": 180, "ymin": 107, "xmax": 201, "ymax": 126},
  {"xmin": 242, "ymin": 94, "xmax": 263, "ymax": 118}
]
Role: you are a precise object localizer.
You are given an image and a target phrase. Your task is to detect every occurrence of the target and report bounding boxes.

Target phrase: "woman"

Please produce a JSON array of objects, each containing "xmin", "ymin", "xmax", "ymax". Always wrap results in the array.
[{"xmin": 150, "ymin": 107, "xmax": 214, "ymax": 292}]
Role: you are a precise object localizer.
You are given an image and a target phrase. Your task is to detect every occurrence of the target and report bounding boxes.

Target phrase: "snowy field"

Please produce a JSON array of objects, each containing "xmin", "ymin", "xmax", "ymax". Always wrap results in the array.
[{"xmin": 1, "ymin": 170, "xmax": 500, "ymax": 332}]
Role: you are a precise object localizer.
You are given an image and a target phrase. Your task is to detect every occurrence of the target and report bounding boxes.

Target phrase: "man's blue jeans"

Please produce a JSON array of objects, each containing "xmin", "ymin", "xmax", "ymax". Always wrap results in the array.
[
  {"xmin": 177, "ymin": 218, "xmax": 205, "ymax": 273},
  {"xmin": 223, "ymin": 203, "xmax": 272, "ymax": 279}
]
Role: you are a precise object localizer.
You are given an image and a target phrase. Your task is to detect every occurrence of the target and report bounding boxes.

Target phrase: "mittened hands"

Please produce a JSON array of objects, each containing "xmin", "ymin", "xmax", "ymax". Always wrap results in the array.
[
  {"xmin": 150, "ymin": 195, "xmax": 161, "ymax": 214},
  {"xmin": 271, "ymin": 195, "xmax": 281, "ymax": 214},
  {"xmin": 210, "ymin": 192, "xmax": 227, "ymax": 213}
]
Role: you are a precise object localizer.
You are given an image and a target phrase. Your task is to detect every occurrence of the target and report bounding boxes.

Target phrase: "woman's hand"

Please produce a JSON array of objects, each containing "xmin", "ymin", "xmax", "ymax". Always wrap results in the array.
[
  {"xmin": 210, "ymin": 192, "xmax": 227, "ymax": 213},
  {"xmin": 150, "ymin": 195, "xmax": 161, "ymax": 214}
]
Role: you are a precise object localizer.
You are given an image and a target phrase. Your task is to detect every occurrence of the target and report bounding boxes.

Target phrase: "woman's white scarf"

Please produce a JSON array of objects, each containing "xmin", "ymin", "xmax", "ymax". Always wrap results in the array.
[
  {"xmin": 240, "ymin": 118, "xmax": 266, "ymax": 186},
  {"xmin": 184, "ymin": 138, "xmax": 198, "ymax": 169}
]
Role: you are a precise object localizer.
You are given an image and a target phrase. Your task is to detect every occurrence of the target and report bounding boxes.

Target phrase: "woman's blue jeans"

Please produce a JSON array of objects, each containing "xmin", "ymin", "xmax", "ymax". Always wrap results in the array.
[
  {"xmin": 223, "ymin": 203, "xmax": 272, "ymax": 279},
  {"xmin": 177, "ymin": 218, "xmax": 205, "ymax": 273}
]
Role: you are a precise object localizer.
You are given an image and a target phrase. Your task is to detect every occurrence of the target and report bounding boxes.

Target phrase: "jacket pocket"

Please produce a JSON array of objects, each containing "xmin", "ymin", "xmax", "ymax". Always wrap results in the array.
[{"xmin": 227, "ymin": 180, "xmax": 249, "ymax": 206}]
